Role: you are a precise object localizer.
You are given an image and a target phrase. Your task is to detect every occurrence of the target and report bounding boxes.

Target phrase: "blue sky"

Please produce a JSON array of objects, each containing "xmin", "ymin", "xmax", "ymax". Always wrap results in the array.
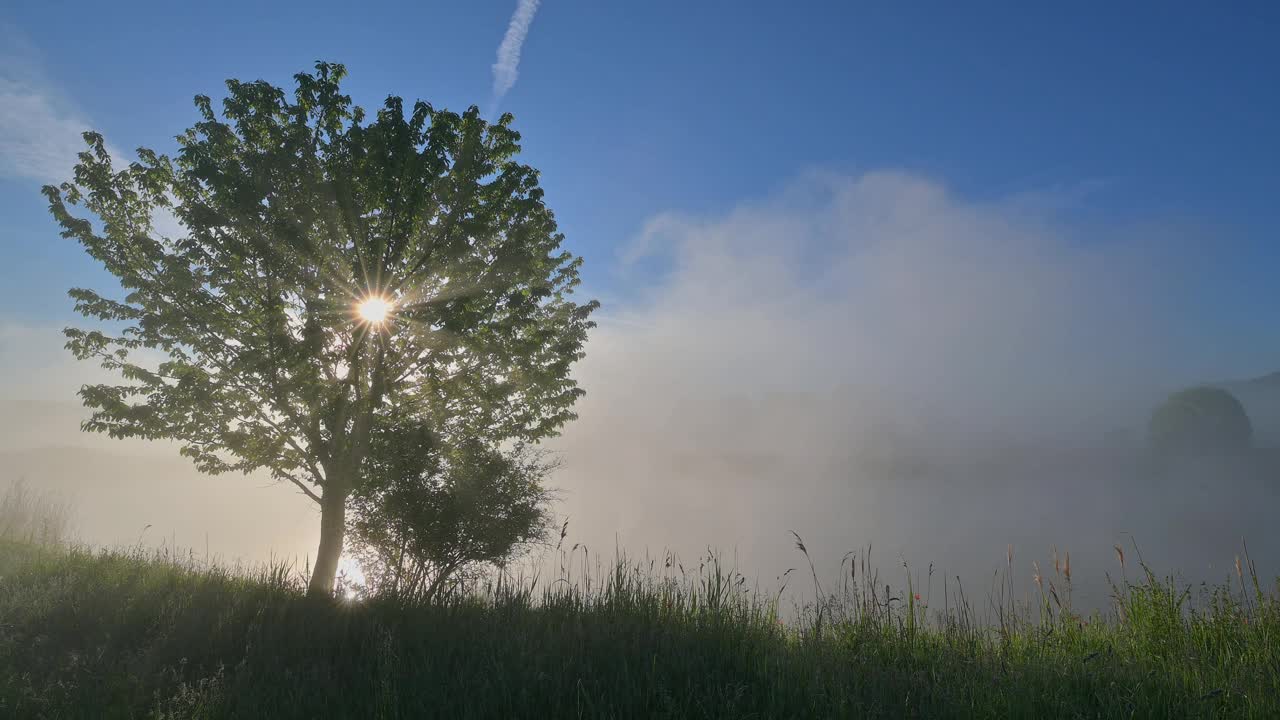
[{"xmin": 2, "ymin": 1, "xmax": 1279, "ymax": 371}]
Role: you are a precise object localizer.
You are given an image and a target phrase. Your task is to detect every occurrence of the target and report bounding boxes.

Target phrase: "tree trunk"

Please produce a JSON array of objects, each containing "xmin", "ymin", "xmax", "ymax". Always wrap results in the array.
[{"xmin": 308, "ymin": 484, "xmax": 349, "ymax": 597}]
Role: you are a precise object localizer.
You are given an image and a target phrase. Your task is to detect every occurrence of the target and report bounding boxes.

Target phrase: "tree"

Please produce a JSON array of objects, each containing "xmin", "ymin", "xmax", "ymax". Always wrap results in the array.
[
  {"xmin": 43, "ymin": 62, "xmax": 598, "ymax": 596},
  {"xmin": 348, "ymin": 439, "xmax": 553, "ymax": 601},
  {"xmin": 1148, "ymin": 386, "xmax": 1253, "ymax": 455}
]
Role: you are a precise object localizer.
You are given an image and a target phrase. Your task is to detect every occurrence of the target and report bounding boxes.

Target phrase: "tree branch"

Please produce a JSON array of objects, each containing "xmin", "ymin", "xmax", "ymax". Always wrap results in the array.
[{"xmin": 282, "ymin": 471, "xmax": 323, "ymax": 504}]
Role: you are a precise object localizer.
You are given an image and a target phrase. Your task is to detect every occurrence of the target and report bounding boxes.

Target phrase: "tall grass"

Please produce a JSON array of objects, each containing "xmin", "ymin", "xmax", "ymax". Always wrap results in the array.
[{"xmin": 1, "ymin": 533, "xmax": 1277, "ymax": 719}]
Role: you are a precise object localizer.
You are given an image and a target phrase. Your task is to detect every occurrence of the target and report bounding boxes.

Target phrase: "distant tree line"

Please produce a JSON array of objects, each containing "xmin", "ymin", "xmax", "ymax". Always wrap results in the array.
[{"xmin": 1148, "ymin": 386, "xmax": 1253, "ymax": 455}]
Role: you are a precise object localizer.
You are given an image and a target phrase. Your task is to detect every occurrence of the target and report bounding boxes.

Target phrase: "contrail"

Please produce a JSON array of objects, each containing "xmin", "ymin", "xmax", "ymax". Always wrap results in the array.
[{"xmin": 490, "ymin": 0, "xmax": 541, "ymax": 110}]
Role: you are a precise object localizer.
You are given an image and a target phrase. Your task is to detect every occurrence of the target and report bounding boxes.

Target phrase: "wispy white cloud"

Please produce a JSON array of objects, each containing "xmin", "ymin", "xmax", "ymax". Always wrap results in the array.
[
  {"xmin": 0, "ymin": 27, "xmax": 100, "ymax": 183},
  {"xmin": 0, "ymin": 27, "xmax": 183, "ymax": 239},
  {"xmin": 490, "ymin": 0, "xmax": 541, "ymax": 109}
]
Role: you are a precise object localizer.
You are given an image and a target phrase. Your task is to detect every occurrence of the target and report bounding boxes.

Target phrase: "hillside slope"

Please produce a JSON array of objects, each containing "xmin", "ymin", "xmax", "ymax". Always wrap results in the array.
[{"xmin": 2, "ymin": 541, "xmax": 1278, "ymax": 719}]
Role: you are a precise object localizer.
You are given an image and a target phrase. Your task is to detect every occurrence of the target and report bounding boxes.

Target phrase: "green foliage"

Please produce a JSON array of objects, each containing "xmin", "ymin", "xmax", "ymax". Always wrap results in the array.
[
  {"xmin": 1149, "ymin": 386, "xmax": 1253, "ymax": 455},
  {"xmin": 2, "ymin": 540, "xmax": 1278, "ymax": 719},
  {"xmin": 348, "ymin": 441, "xmax": 554, "ymax": 600},
  {"xmin": 42, "ymin": 61, "xmax": 597, "ymax": 592}
]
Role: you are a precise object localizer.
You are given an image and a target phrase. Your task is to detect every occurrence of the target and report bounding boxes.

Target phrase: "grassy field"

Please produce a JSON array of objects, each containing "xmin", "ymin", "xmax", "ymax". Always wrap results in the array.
[{"xmin": 1, "ymin": 537, "xmax": 1277, "ymax": 719}]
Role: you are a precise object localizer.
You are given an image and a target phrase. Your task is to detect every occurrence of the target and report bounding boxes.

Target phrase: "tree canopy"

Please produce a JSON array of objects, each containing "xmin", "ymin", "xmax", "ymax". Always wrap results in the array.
[{"xmin": 43, "ymin": 62, "xmax": 598, "ymax": 595}]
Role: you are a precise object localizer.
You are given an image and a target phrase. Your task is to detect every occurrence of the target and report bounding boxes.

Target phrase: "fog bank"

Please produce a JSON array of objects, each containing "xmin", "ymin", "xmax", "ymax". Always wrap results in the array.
[
  {"xmin": 6, "ymin": 170, "xmax": 1280, "ymax": 608},
  {"xmin": 544, "ymin": 171, "xmax": 1280, "ymax": 607}
]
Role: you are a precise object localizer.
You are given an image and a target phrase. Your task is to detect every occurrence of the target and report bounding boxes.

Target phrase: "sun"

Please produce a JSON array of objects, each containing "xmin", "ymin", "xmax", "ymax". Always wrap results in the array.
[{"xmin": 357, "ymin": 296, "xmax": 393, "ymax": 324}]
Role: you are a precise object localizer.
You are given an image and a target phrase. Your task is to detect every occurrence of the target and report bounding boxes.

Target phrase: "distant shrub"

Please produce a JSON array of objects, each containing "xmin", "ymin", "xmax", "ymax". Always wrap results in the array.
[
  {"xmin": 0, "ymin": 479, "xmax": 73, "ymax": 546},
  {"xmin": 1148, "ymin": 386, "xmax": 1253, "ymax": 455}
]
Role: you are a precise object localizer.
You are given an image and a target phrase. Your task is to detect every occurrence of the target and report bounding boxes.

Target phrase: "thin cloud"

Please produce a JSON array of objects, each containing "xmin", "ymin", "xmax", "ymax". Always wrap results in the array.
[
  {"xmin": 490, "ymin": 0, "xmax": 541, "ymax": 109},
  {"xmin": 0, "ymin": 30, "xmax": 96, "ymax": 183}
]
